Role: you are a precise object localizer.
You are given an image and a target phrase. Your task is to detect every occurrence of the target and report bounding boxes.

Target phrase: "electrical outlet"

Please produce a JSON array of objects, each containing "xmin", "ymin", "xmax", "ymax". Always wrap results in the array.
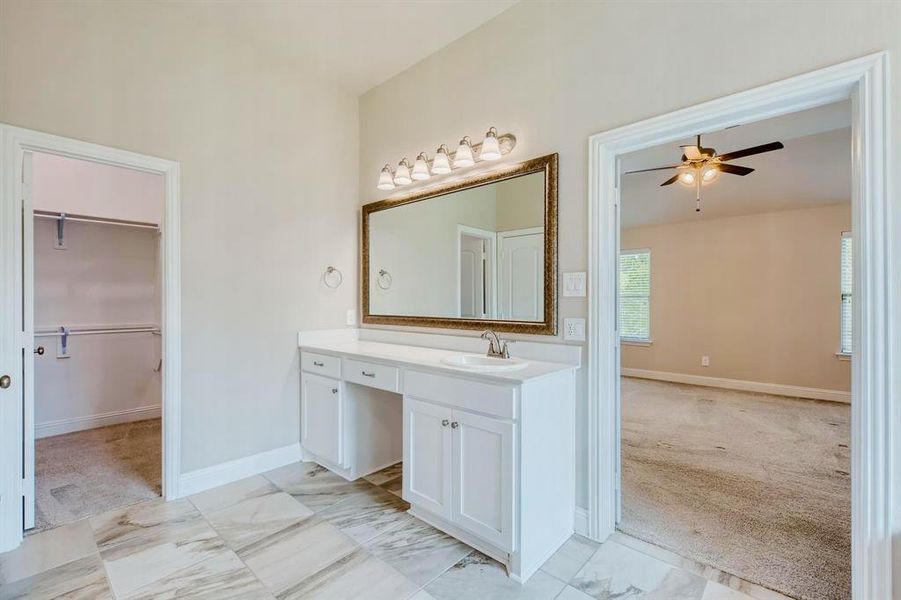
[
  {"xmin": 701, "ymin": 355, "xmax": 710, "ymax": 367},
  {"xmin": 346, "ymin": 309, "xmax": 356, "ymax": 326},
  {"xmin": 564, "ymin": 318, "xmax": 586, "ymax": 341}
]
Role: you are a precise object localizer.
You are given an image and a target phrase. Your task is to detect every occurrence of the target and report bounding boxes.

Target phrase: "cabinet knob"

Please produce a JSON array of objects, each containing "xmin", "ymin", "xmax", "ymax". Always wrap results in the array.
[
  {"xmin": 0, "ymin": 374, "xmax": 10, "ymax": 389},
  {"xmin": 441, "ymin": 419, "xmax": 449, "ymax": 427},
  {"xmin": 450, "ymin": 421, "xmax": 459, "ymax": 429}
]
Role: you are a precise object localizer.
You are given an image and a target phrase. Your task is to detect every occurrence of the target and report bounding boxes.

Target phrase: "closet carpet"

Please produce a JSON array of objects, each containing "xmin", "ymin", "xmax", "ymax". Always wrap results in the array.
[
  {"xmin": 33, "ymin": 418, "xmax": 161, "ymax": 533},
  {"xmin": 620, "ymin": 377, "xmax": 851, "ymax": 600}
]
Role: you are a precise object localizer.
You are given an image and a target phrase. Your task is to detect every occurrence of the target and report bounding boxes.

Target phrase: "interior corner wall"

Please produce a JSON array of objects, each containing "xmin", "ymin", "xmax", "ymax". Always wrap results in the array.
[
  {"xmin": 358, "ymin": 1, "xmax": 901, "ymax": 511},
  {"xmin": 0, "ymin": 1, "xmax": 359, "ymax": 473},
  {"xmin": 620, "ymin": 204, "xmax": 851, "ymax": 393}
]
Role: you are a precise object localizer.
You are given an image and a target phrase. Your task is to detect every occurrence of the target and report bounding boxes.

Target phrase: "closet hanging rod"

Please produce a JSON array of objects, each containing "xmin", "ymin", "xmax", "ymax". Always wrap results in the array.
[
  {"xmin": 34, "ymin": 326, "xmax": 161, "ymax": 337},
  {"xmin": 33, "ymin": 210, "xmax": 159, "ymax": 231}
]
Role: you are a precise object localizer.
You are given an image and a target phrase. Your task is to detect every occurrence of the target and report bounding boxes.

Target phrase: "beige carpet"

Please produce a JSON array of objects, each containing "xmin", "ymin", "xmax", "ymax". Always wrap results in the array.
[
  {"xmin": 33, "ymin": 418, "xmax": 161, "ymax": 532},
  {"xmin": 620, "ymin": 377, "xmax": 850, "ymax": 600}
]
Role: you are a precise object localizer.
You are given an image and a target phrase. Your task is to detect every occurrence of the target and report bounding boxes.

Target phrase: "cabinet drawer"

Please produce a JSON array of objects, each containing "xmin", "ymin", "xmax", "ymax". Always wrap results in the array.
[
  {"xmin": 344, "ymin": 358, "xmax": 400, "ymax": 392},
  {"xmin": 301, "ymin": 352, "xmax": 341, "ymax": 378},
  {"xmin": 405, "ymin": 370, "xmax": 515, "ymax": 420}
]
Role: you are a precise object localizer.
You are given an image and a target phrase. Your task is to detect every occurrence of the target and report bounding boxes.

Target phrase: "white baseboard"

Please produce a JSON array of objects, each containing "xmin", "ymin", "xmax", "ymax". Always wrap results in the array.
[
  {"xmin": 177, "ymin": 442, "xmax": 302, "ymax": 498},
  {"xmin": 622, "ymin": 368, "xmax": 851, "ymax": 404},
  {"xmin": 36, "ymin": 405, "xmax": 161, "ymax": 439},
  {"xmin": 574, "ymin": 506, "xmax": 589, "ymax": 536}
]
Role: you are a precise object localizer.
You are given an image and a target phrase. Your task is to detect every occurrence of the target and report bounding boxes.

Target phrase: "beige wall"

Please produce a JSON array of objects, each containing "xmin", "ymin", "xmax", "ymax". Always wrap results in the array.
[
  {"xmin": 0, "ymin": 1, "xmax": 359, "ymax": 472},
  {"xmin": 621, "ymin": 204, "xmax": 851, "ymax": 392},
  {"xmin": 359, "ymin": 1, "xmax": 901, "ymax": 512}
]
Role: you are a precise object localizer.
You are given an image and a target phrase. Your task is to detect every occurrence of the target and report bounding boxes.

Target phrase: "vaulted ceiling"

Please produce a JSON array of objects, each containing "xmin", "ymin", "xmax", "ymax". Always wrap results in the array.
[{"xmin": 620, "ymin": 101, "xmax": 851, "ymax": 229}]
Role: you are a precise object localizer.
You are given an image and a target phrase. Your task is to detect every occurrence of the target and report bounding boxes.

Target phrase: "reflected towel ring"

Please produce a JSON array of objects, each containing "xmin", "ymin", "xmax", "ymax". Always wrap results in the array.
[
  {"xmin": 323, "ymin": 266, "xmax": 343, "ymax": 289},
  {"xmin": 377, "ymin": 269, "xmax": 393, "ymax": 290}
]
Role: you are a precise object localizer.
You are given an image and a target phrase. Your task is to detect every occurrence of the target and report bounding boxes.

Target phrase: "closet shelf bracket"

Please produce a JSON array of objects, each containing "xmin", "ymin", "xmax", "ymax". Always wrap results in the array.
[
  {"xmin": 57, "ymin": 326, "xmax": 70, "ymax": 359},
  {"xmin": 55, "ymin": 213, "xmax": 67, "ymax": 250}
]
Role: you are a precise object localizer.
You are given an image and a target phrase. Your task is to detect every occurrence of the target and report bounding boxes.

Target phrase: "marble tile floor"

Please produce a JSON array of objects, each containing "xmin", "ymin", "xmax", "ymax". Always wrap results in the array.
[{"xmin": 1, "ymin": 460, "xmax": 781, "ymax": 600}]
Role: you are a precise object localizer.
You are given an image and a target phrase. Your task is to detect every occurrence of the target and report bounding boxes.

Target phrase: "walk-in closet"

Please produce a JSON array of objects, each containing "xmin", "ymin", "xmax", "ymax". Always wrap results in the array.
[{"xmin": 27, "ymin": 151, "xmax": 164, "ymax": 532}]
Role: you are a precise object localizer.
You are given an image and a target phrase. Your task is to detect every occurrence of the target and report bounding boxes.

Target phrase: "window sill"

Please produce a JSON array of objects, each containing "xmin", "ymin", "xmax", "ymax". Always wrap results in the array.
[
  {"xmin": 835, "ymin": 352, "xmax": 852, "ymax": 361},
  {"xmin": 621, "ymin": 339, "xmax": 652, "ymax": 347}
]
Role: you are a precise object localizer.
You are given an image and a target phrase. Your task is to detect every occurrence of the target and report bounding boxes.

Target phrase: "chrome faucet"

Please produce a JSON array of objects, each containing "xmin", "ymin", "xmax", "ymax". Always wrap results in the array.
[{"xmin": 481, "ymin": 330, "xmax": 513, "ymax": 359}]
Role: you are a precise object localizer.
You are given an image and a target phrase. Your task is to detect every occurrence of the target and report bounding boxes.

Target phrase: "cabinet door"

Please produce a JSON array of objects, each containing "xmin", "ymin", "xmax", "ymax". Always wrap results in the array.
[
  {"xmin": 301, "ymin": 373, "xmax": 342, "ymax": 466},
  {"xmin": 451, "ymin": 410, "xmax": 514, "ymax": 550},
  {"xmin": 403, "ymin": 397, "xmax": 452, "ymax": 520}
]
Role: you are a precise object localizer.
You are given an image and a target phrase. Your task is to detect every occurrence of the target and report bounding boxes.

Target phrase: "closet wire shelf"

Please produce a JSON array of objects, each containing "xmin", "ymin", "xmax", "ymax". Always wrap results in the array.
[{"xmin": 34, "ymin": 325, "xmax": 162, "ymax": 337}]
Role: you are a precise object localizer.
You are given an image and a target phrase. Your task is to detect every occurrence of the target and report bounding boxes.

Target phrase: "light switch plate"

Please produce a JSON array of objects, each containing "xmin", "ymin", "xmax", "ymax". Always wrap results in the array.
[
  {"xmin": 563, "ymin": 272, "xmax": 586, "ymax": 297},
  {"xmin": 564, "ymin": 318, "xmax": 586, "ymax": 341},
  {"xmin": 346, "ymin": 309, "xmax": 357, "ymax": 326}
]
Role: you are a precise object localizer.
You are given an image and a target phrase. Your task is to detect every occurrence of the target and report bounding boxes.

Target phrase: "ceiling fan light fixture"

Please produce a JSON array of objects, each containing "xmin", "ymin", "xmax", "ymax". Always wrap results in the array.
[
  {"xmin": 702, "ymin": 166, "xmax": 719, "ymax": 183},
  {"xmin": 679, "ymin": 171, "xmax": 696, "ymax": 186}
]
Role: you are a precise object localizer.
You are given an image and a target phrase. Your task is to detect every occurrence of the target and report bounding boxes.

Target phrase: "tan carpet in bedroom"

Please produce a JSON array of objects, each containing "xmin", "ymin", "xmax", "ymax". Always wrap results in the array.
[
  {"xmin": 620, "ymin": 377, "xmax": 850, "ymax": 600},
  {"xmin": 33, "ymin": 418, "xmax": 161, "ymax": 533}
]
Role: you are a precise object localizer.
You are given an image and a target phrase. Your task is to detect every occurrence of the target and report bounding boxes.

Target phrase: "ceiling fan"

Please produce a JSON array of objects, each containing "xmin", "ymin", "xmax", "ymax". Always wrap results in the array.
[{"xmin": 624, "ymin": 134, "xmax": 784, "ymax": 212}]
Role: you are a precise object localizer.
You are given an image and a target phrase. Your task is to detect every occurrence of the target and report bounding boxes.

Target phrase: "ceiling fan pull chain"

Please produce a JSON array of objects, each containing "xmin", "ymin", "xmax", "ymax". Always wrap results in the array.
[{"xmin": 696, "ymin": 178, "xmax": 702, "ymax": 212}]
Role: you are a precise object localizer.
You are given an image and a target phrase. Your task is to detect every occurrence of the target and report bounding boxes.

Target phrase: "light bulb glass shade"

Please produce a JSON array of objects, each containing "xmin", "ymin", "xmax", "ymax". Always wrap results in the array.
[
  {"xmin": 454, "ymin": 137, "xmax": 475, "ymax": 168},
  {"xmin": 432, "ymin": 145, "xmax": 451, "ymax": 174},
  {"xmin": 411, "ymin": 153, "xmax": 431, "ymax": 180},
  {"xmin": 702, "ymin": 165, "xmax": 719, "ymax": 182},
  {"xmin": 479, "ymin": 126, "xmax": 502, "ymax": 160},
  {"xmin": 394, "ymin": 159, "xmax": 412, "ymax": 185},
  {"xmin": 377, "ymin": 165, "xmax": 395, "ymax": 190},
  {"xmin": 679, "ymin": 170, "xmax": 696, "ymax": 185}
]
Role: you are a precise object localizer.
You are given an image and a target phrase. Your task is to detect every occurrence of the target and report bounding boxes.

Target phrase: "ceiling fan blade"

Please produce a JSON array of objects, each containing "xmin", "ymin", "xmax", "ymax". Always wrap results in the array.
[
  {"xmin": 624, "ymin": 164, "xmax": 681, "ymax": 175},
  {"xmin": 716, "ymin": 163, "xmax": 754, "ymax": 176},
  {"xmin": 680, "ymin": 145, "xmax": 702, "ymax": 160},
  {"xmin": 660, "ymin": 174, "xmax": 681, "ymax": 186},
  {"xmin": 717, "ymin": 141, "xmax": 784, "ymax": 162}
]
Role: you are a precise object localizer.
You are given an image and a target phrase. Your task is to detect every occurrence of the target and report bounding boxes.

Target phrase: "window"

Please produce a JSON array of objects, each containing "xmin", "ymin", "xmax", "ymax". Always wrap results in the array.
[
  {"xmin": 840, "ymin": 232, "xmax": 852, "ymax": 354},
  {"xmin": 620, "ymin": 249, "xmax": 651, "ymax": 342}
]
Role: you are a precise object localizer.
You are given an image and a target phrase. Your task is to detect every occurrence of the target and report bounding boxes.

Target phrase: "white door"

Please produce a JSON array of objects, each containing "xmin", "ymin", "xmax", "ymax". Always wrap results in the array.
[
  {"xmin": 403, "ymin": 397, "xmax": 452, "ymax": 519},
  {"xmin": 300, "ymin": 373, "xmax": 343, "ymax": 466},
  {"xmin": 498, "ymin": 228, "xmax": 544, "ymax": 321},
  {"xmin": 459, "ymin": 234, "xmax": 486, "ymax": 318},
  {"xmin": 451, "ymin": 409, "xmax": 514, "ymax": 550}
]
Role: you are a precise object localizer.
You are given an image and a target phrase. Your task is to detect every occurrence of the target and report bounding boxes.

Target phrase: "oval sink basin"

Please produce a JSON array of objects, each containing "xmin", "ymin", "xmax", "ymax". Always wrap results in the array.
[{"xmin": 441, "ymin": 354, "xmax": 529, "ymax": 372}]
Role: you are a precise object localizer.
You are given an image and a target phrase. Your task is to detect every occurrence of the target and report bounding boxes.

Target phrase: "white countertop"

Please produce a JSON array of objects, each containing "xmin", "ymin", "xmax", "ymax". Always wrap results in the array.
[{"xmin": 299, "ymin": 339, "xmax": 576, "ymax": 384}]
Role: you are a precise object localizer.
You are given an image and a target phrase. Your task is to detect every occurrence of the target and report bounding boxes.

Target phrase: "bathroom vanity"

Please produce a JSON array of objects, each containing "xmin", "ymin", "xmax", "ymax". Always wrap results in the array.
[{"xmin": 297, "ymin": 330, "xmax": 578, "ymax": 582}]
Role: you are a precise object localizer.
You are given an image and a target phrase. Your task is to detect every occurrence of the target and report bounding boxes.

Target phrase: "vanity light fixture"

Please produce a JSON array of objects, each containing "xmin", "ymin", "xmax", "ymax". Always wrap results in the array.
[
  {"xmin": 431, "ymin": 144, "xmax": 452, "ymax": 174},
  {"xmin": 377, "ymin": 164, "xmax": 395, "ymax": 190},
  {"xmin": 411, "ymin": 152, "xmax": 431, "ymax": 181},
  {"xmin": 454, "ymin": 136, "xmax": 475, "ymax": 168},
  {"xmin": 479, "ymin": 127, "xmax": 502, "ymax": 161},
  {"xmin": 394, "ymin": 158, "xmax": 412, "ymax": 185},
  {"xmin": 375, "ymin": 127, "xmax": 516, "ymax": 190}
]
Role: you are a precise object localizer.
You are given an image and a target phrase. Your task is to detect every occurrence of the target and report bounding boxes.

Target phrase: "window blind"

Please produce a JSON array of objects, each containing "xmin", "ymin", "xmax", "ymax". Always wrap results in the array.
[
  {"xmin": 840, "ymin": 233, "xmax": 852, "ymax": 354},
  {"xmin": 620, "ymin": 250, "xmax": 650, "ymax": 341}
]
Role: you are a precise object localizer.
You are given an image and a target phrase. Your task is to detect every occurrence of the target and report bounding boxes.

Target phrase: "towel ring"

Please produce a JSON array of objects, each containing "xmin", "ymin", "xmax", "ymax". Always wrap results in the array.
[
  {"xmin": 377, "ymin": 269, "xmax": 393, "ymax": 290},
  {"xmin": 323, "ymin": 266, "xmax": 343, "ymax": 289}
]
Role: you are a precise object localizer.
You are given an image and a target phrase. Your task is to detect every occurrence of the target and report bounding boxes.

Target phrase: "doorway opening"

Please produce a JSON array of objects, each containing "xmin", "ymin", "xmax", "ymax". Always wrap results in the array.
[
  {"xmin": 26, "ymin": 152, "xmax": 164, "ymax": 532},
  {"xmin": 586, "ymin": 53, "xmax": 894, "ymax": 600},
  {"xmin": 0, "ymin": 125, "xmax": 181, "ymax": 553},
  {"xmin": 616, "ymin": 101, "xmax": 851, "ymax": 599}
]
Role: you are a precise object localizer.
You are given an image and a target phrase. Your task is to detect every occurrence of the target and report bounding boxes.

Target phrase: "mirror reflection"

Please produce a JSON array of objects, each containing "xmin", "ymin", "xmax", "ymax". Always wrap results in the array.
[{"xmin": 369, "ymin": 171, "xmax": 545, "ymax": 321}]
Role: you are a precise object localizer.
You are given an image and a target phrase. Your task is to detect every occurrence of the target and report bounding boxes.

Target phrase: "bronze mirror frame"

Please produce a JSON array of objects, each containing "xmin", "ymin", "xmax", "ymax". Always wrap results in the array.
[{"xmin": 361, "ymin": 152, "xmax": 558, "ymax": 335}]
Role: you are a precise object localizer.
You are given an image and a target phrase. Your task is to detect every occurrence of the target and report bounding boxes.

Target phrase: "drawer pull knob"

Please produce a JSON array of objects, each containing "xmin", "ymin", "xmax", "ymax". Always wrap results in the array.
[
  {"xmin": 451, "ymin": 421, "xmax": 459, "ymax": 429},
  {"xmin": 441, "ymin": 419, "xmax": 449, "ymax": 427},
  {"xmin": 361, "ymin": 371, "xmax": 376, "ymax": 378},
  {"xmin": 313, "ymin": 361, "xmax": 325, "ymax": 367},
  {"xmin": 331, "ymin": 388, "xmax": 338, "ymax": 394}
]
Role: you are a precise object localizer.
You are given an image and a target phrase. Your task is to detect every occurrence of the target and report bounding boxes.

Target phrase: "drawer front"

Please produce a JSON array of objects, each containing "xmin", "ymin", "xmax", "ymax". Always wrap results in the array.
[
  {"xmin": 344, "ymin": 358, "xmax": 400, "ymax": 393},
  {"xmin": 405, "ymin": 370, "xmax": 515, "ymax": 420},
  {"xmin": 301, "ymin": 352, "xmax": 341, "ymax": 378}
]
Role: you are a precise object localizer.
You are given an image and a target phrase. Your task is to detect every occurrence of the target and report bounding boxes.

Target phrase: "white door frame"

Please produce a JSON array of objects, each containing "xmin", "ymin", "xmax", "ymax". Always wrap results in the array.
[
  {"xmin": 0, "ymin": 125, "xmax": 182, "ymax": 552},
  {"xmin": 587, "ymin": 53, "xmax": 893, "ymax": 599}
]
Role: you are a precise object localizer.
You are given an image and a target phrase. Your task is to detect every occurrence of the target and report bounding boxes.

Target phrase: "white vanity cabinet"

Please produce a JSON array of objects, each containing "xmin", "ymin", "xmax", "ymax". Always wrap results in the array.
[{"xmin": 298, "ymin": 338, "xmax": 577, "ymax": 582}]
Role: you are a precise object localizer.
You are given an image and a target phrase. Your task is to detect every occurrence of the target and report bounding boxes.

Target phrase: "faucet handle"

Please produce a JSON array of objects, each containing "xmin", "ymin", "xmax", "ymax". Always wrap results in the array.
[{"xmin": 500, "ymin": 339, "xmax": 515, "ymax": 359}]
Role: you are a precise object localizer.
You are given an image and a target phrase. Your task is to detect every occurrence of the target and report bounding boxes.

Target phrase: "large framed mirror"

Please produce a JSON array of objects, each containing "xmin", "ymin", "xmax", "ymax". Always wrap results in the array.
[{"xmin": 362, "ymin": 153, "xmax": 557, "ymax": 334}]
